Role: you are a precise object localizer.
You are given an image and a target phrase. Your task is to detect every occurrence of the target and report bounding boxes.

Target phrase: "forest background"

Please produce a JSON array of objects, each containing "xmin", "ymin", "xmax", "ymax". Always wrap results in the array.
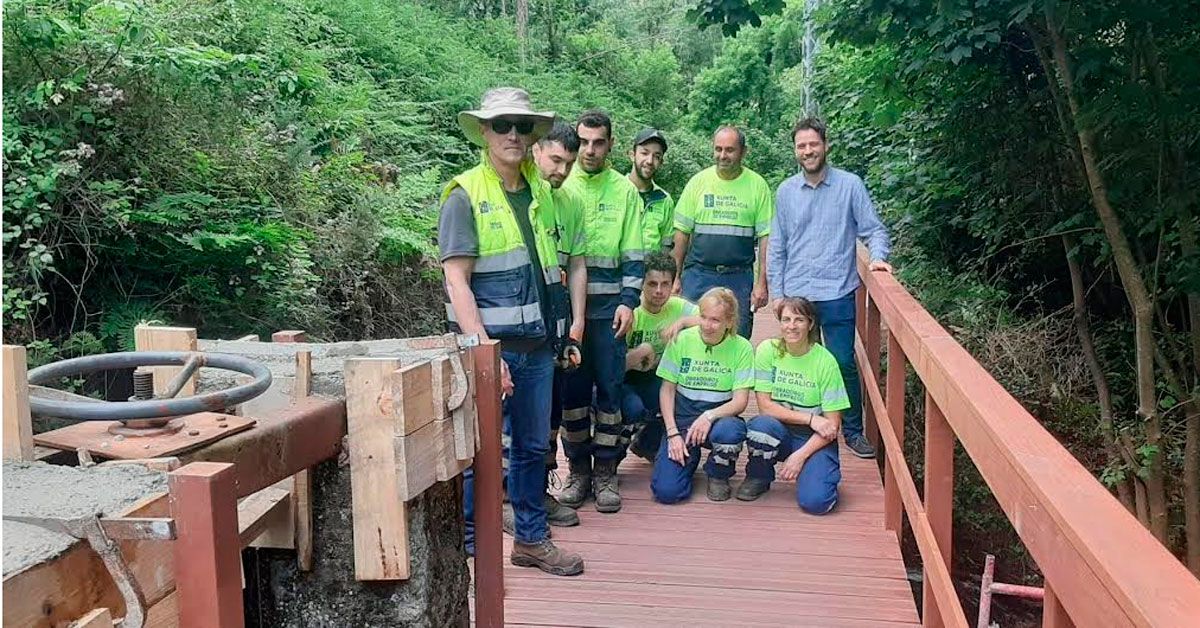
[{"xmin": 4, "ymin": 0, "xmax": 1198, "ymax": 619}]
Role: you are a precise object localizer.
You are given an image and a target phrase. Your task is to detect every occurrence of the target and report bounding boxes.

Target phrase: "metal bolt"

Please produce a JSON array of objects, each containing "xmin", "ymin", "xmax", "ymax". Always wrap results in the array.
[{"xmin": 132, "ymin": 369, "xmax": 155, "ymax": 400}]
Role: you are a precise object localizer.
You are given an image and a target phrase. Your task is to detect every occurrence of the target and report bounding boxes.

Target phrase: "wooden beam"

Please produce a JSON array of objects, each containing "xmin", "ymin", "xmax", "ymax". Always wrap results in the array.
[
  {"xmin": 3, "ymin": 344, "xmax": 34, "ymax": 461},
  {"xmin": 271, "ymin": 330, "xmax": 307, "ymax": 343},
  {"xmin": 863, "ymin": 297, "xmax": 883, "ymax": 451},
  {"xmin": 344, "ymin": 358, "xmax": 409, "ymax": 580},
  {"xmin": 1043, "ymin": 581, "xmax": 1076, "ymax": 628},
  {"xmin": 69, "ymin": 608, "xmax": 113, "ymax": 628},
  {"xmin": 883, "ymin": 333, "xmax": 906, "ymax": 535},
  {"xmin": 472, "ymin": 340, "xmax": 504, "ymax": 628},
  {"xmin": 293, "ymin": 468, "xmax": 314, "ymax": 571},
  {"xmin": 288, "ymin": 345, "xmax": 314, "ymax": 571},
  {"xmin": 2, "ymin": 492, "xmax": 175, "ymax": 628},
  {"xmin": 923, "ymin": 391, "xmax": 955, "ymax": 628},
  {"xmin": 855, "ymin": 244, "xmax": 1200, "ymax": 625},
  {"xmin": 169, "ymin": 462, "xmax": 243, "ymax": 628},
  {"xmin": 856, "ymin": 340, "xmax": 968, "ymax": 627},
  {"xmin": 134, "ymin": 326, "xmax": 198, "ymax": 396},
  {"xmin": 238, "ymin": 485, "xmax": 292, "ymax": 547}
]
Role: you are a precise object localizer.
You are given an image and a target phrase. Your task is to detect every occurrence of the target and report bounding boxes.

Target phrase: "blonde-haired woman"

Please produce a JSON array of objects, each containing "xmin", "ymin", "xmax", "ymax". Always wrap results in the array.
[
  {"xmin": 738, "ymin": 297, "xmax": 847, "ymax": 513},
  {"xmin": 651, "ymin": 287, "xmax": 754, "ymax": 503}
]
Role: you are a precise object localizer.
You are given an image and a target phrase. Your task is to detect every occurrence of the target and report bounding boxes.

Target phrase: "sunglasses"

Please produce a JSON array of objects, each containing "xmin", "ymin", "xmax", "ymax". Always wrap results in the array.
[{"xmin": 490, "ymin": 118, "xmax": 536, "ymax": 135}]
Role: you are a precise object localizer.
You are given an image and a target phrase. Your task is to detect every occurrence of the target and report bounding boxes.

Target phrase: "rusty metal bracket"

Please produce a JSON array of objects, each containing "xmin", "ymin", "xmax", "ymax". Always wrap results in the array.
[{"xmin": 443, "ymin": 334, "xmax": 478, "ymax": 412}]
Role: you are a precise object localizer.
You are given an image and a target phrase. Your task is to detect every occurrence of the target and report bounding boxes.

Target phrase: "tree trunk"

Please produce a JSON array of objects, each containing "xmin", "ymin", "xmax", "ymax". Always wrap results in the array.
[
  {"xmin": 517, "ymin": 0, "xmax": 528, "ymax": 67},
  {"xmin": 1063, "ymin": 236, "xmax": 1135, "ymax": 512},
  {"xmin": 1044, "ymin": 6, "xmax": 1169, "ymax": 541},
  {"xmin": 1143, "ymin": 25, "xmax": 1200, "ymax": 574},
  {"xmin": 1183, "ymin": 400, "xmax": 1199, "ymax": 575},
  {"xmin": 544, "ymin": 0, "xmax": 558, "ymax": 61}
]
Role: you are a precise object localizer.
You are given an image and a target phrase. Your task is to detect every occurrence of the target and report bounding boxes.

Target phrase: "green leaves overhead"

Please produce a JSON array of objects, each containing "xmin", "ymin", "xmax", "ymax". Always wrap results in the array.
[{"xmin": 688, "ymin": 0, "xmax": 784, "ymax": 36}]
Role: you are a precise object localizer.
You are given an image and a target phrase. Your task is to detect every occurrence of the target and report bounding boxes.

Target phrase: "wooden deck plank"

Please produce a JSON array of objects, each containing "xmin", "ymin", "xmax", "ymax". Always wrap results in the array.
[
  {"xmin": 502, "ymin": 562, "xmax": 915, "ymax": 597},
  {"xmin": 490, "ymin": 308, "xmax": 919, "ymax": 627},
  {"xmin": 491, "ymin": 600, "xmax": 920, "ymax": 627}
]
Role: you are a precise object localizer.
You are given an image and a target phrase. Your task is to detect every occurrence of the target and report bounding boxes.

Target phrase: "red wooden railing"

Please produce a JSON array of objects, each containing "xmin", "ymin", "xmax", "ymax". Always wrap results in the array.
[{"xmin": 852, "ymin": 245, "xmax": 1200, "ymax": 627}]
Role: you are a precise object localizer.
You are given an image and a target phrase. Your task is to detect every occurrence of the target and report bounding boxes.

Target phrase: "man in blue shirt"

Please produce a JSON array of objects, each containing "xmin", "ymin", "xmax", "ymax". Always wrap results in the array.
[{"xmin": 767, "ymin": 117, "xmax": 893, "ymax": 459}]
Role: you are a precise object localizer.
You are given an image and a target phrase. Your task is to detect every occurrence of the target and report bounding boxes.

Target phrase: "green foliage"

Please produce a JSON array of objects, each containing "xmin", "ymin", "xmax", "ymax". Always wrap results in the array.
[{"xmin": 688, "ymin": 0, "xmax": 784, "ymax": 36}]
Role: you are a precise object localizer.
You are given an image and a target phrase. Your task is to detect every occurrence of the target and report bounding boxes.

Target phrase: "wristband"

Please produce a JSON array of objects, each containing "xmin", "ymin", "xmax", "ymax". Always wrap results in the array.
[{"xmin": 667, "ymin": 432, "xmax": 682, "ymax": 440}]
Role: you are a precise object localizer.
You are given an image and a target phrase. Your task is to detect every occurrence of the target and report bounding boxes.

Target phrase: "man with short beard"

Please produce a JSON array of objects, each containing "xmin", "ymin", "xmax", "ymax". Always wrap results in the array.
[
  {"xmin": 628, "ymin": 128, "xmax": 675, "ymax": 253},
  {"xmin": 672, "ymin": 126, "xmax": 773, "ymax": 339},
  {"xmin": 530, "ymin": 120, "xmax": 587, "ymax": 529},
  {"xmin": 768, "ymin": 116, "xmax": 892, "ymax": 460},
  {"xmin": 558, "ymin": 109, "xmax": 645, "ymax": 514}
]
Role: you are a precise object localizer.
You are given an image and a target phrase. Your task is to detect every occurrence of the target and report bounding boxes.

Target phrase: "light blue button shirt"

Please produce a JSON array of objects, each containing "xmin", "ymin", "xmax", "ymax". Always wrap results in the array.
[{"xmin": 767, "ymin": 167, "xmax": 891, "ymax": 302}]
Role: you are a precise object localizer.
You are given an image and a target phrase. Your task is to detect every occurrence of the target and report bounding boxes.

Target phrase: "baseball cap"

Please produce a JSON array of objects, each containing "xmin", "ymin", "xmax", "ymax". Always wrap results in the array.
[{"xmin": 632, "ymin": 128, "xmax": 668, "ymax": 152}]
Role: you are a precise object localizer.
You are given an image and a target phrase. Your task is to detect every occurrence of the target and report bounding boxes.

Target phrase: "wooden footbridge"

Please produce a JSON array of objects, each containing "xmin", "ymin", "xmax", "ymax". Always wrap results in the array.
[
  {"xmin": 471, "ymin": 247, "xmax": 1200, "ymax": 627},
  {"xmin": 4, "ymin": 246, "xmax": 1200, "ymax": 628}
]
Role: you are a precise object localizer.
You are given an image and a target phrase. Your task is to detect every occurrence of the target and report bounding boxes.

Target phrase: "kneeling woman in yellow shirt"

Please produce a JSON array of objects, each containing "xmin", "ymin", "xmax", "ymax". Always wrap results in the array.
[
  {"xmin": 651, "ymin": 287, "xmax": 754, "ymax": 503},
  {"xmin": 737, "ymin": 297, "xmax": 849, "ymax": 513}
]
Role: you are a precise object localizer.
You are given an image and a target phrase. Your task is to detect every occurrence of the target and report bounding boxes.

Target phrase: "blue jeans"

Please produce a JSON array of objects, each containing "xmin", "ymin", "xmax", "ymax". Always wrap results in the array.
[
  {"xmin": 546, "ymin": 368, "xmax": 566, "ymax": 471},
  {"xmin": 464, "ymin": 347, "xmax": 554, "ymax": 551},
  {"xmin": 682, "ymin": 264, "xmax": 754, "ymax": 339},
  {"xmin": 812, "ymin": 293, "xmax": 863, "ymax": 440},
  {"xmin": 562, "ymin": 318, "xmax": 629, "ymax": 469},
  {"xmin": 745, "ymin": 415, "xmax": 841, "ymax": 514},
  {"xmin": 621, "ymin": 374, "xmax": 663, "ymax": 459},
  {"xmin": 651, "ymin": 415, "xmax": 747, "ymax": 504}
]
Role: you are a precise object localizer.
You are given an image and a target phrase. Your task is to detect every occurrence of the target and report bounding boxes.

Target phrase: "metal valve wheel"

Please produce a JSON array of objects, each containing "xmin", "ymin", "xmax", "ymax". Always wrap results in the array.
[{"xmin": 27, "ymin": 351, "xmax": 272, "ymax": 427}]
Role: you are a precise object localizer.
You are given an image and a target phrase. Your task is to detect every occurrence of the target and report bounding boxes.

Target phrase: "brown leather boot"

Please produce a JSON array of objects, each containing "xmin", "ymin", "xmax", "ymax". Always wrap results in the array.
[{"xmin": 510, "ymin": 539, "xmax": 585, "ymax": 576}]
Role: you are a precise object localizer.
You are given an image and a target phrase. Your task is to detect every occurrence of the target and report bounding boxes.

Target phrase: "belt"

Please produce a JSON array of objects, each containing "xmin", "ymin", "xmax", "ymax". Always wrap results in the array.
[{"xmin": 696, "ymin": 263, "xmax": 752, "ymax": 274}]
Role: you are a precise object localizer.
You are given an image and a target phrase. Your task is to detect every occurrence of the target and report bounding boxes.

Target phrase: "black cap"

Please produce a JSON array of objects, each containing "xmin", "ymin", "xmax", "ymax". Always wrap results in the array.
[{"xmin": 632, "ymin": 128, "xmax": 668, "ymax": 152}]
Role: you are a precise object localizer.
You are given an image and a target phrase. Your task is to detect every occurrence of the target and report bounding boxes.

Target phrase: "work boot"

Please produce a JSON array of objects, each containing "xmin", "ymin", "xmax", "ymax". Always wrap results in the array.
[
  {"xmin": 736, "ymin": 478, "xmax": 770, "ymax": 501},
  {"xmin": 846, "ymin": 433, "xmax": 876, "ymax": 459},
  {"xmin": 706, "ymin": 476, "xmax": 732, "ymax": 502},
  {"xmin": 511, "ymin": 539, "xmax": 585, "ymax": 576},
  {"xmin": 592, "ymin": 460, "xmax": 621, "ymax": 513},
  {"xmin": 629, "ymin": 426, "xmax": 658, "ymax": 463},
  {"xmin": 545, "ymin": 493, "xmax": 580, "ymax": 527},
  {"xmin": 502, "ymin": 502, "xmax": 553, "ymax": 538},
  {"xmin": 558, "ymin": 465, "xmax": 591, "ymax": 508}
]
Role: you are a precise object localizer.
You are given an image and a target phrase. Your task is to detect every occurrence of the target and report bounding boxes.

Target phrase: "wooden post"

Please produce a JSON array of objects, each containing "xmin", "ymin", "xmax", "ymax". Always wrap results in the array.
[
  {"xmin": 271, "ymin": 330, "xmax": 307, "ymax": 343},
  {"xmin": 170, "ymin": 462, "xmax": 243, "ymax": 628},
  {"xmin": 1042, "ymin": 581, "xmax": 1076, "ymax": 628},
  {"xmin": 472, "ymin": 340, "xmax": 504, "ymax": 628},
  {"xmin": 855, "ymin": 284, "xmax": 867, "ymax": 337},
  {"xmin": 923, "ymin": 392, "xmax": 954, "ymax": 628},
  {"xmin": 134, "ymin": 325, "xmax": 198, "ymax": 396},
  {"xmin": 344, "ymin": 358, "xmax": 410, "ymax": 580},
  {"xmin": 864, "ymin": 298, "xmax": 883, "ymax": 451},
  {"xmin": 292, "ymin": 349, "xmax": 314, "ymax": 571},
  {"xmin": 2, "ymin": 345, "xmax": 34, "ymax": 461},
  {"xmin": 883, "ymin": 333, "xmax": 907, "ymax": 535}
]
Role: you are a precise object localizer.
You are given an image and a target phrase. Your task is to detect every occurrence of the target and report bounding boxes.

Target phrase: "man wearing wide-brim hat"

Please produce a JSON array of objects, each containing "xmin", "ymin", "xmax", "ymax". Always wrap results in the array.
[{"xmin": 440, "ymin": 87, "xmax": 585, "ymax": 576}]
